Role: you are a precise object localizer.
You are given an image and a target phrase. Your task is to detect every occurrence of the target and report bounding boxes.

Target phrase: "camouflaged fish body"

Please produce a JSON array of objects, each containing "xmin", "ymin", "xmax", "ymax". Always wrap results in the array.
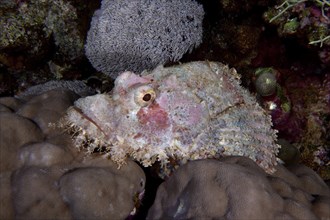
[{"xmin": 61, "ymin": 61, "xmax": 280, "ymax": 174}]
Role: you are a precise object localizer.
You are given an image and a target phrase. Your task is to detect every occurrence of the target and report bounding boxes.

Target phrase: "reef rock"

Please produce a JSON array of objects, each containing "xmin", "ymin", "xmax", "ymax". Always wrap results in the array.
[
  {"xmin": 147, "ymin": 157, "xmax": 330, "ymax": 220},
  {"xmin": 0, "ymin": 85, "xmax": 329, "ymax": 219},
  {"xmin": 61, "ymin": 61, "xmax": 280, "ymax": 176},
  {"xmin": 0, "ymin": 89, "xmax": 146, "ymax": 220}
]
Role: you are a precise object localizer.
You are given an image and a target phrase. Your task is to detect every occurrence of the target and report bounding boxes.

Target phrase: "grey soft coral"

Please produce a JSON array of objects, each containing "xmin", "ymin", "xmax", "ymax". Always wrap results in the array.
[{"xmin": 85, "ymin": 0, "xmax": 204, "ymax": 78}]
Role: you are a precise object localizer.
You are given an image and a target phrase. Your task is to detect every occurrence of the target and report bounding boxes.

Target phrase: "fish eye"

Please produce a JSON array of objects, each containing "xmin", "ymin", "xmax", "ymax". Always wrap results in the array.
[
  {"xmin": 134, "ymin": 85, "xmax": 156, "ymax": 107},
  {"xmin": 142, "ymin": 93, "xmax": 152, "ymax": 102}
]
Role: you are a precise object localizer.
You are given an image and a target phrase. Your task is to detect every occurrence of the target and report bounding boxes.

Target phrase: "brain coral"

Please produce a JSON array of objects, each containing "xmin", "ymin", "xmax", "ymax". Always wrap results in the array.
[{"xmin": 85, "ymin": 0, "xmax": 204, "ymax": 78}]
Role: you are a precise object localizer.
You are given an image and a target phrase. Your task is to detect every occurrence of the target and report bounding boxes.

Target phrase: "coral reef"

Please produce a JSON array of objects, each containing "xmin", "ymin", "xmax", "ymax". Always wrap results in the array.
[
  {"xmin": 179, "ymin": 0, "xmax": 270, "ymax": 69},
  {"xmin": 288, "ymin": 73, "xmax": 330, "ymax": 179},
  {"xmin": 0, "ymin": 0, "xmax": 329, "ymax": 218},
  {"xmin": 85, "ymin": 0, "xmax": 204, "ymax": 78},
  {"xmin": 60, "ymin": 61, "xmax": 280, "ymax": 177},
  {"xmin": 0, "ymin": 88, "xmax": 329, "ymax": 219},
  {"xmin": 0, "ymin": 0, "xmax": 100, "ymax": 96},
  {"xmin": 16, "ymin": 80, "xmax": 95, "ymax": 98},
  {"xmin": 253, "ymin": 67, "xmax": 330, "ymax": 179},
  {"xmin": 148, "ymin": 157, "xmax": 330, "ymax": 219},
  {"xmin": 216, "ymin": 0, "xmax": 269, "ymax": 13},
  {"xmin": 264, "ymin": 0, "xmax": 330, "ymax": 65},
  {"xmin": 264, "ymin": 0, "xmax": 330, "ymax": 45},
  {"xmin": 0, "ymin": 89, "xmax": 146, "ymax": 219},
  {"xmin": 0, "ymin": 0, "xmax": 84, "ymax": 63}
]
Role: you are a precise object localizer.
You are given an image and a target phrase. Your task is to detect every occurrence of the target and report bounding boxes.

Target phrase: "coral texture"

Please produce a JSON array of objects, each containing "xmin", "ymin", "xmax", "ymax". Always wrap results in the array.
[
  {"xmin": 264, "ymin": 0, "xmax": 330, "ymax": 47},
  {"xmin": 61, "ymin": 61, "xmax": 280, "ymax": 176},
  {"xmin": 85, "ymin": 0, "xmax": 204, "ymax": 78},
  {"xmin": 16, "ymin": 80, "xmax": 95, "ymax": 98},
  {"xmin": 0, "ymin": 89, "xmax": 146, "ymax": 220},
  {"xmin": 263, "ymin": 0, "xmax": 330, "ymax": 66},
  {"xmin": 0, "ymin": 0, "xmax": 84, "ymax": 61},
  {"xmin": 255, "ymin": 67, "xmax": 330, "ymax": 179},
  {"xmin": 0, "ymin": 87, "xmax": 329, "ymax": 219},
  {"xmin": 147, "ymin": 157, "xmax": 330, "ymax": 219}
]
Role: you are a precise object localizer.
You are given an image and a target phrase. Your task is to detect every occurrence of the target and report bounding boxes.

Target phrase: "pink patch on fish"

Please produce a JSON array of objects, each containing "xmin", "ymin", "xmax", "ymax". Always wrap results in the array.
[
  {"xmin": 137, "ymin": 103, "xmax": 170, "ymax": 130},
  {"xmin": 157, "ymin": 91, "xmax": 205, "ymax": 126},
  {"xmin": 185, "ymin": 104, "xmax": 204, "ymax": 125}
]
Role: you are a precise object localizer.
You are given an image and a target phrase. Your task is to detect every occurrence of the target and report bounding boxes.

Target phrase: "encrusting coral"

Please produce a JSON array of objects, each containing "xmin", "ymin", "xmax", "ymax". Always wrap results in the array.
[
  {"xmin": 0, "ymin": 0, "xmax": 84, "ymax": 61},
  {"xmin": 85, "ymin": 0, "xmax": 204, "ymax": 78},
  {"xmin": 147, "ymin": 157, "xmax": 330, "ymax": 219},
  {"xmin": 0, "ymin": 89, "xmax": 146, "ymax": 220},
  {"xmin": 264, "ymin": 0, "xmax": 330, "ymax": 47}
]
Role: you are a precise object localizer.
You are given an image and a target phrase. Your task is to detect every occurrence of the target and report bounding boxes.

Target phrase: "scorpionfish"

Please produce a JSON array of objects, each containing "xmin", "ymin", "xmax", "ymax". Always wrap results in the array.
[{"xmin": 61, "ymin": 61, "xmax": 280, "ymax": 175}]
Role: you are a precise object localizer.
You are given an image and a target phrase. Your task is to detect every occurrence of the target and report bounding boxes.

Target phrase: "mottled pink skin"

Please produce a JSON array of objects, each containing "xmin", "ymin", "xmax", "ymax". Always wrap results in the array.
[
  {"xmin": 113, "ymin": 72, "xmax": 152, "ymax": 95},
  {"xmin": 114, "ymin": 71, "xmax": 205, "ymax": 133},
  {"xmin": 65, "ymin": 61, "xmax": 280, "ymax": 175},
  {"xmin": 156, "ymin": 92, "xmax": 204, "ymax": 125},
  {"xmin": 137, "ymin": 103, "xmax": 170, "ymax": 130},
  {"xmin": 122, "ymin": 74, "xmax": 205, "ymax": 132}
]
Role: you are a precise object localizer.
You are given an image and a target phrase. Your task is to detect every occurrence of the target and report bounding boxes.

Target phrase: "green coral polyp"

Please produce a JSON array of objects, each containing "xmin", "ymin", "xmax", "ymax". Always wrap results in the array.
[
  {"xmin": 265, "ymin": 0, "xmax": 330, "ymax": 47},
  {"xmin": 283, "ymin": 18, "xmax": 299, "ymax": 34}
]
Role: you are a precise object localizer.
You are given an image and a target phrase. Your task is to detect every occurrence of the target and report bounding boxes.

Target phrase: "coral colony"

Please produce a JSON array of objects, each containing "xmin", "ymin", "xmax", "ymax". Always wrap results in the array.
[
  {"xmin": 85, "ymin": 0, "xmax": 204, "ymax": 78},
  {"xmin": 265, "ymin": 0, "xmax": 330, "ymax": 47}
]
